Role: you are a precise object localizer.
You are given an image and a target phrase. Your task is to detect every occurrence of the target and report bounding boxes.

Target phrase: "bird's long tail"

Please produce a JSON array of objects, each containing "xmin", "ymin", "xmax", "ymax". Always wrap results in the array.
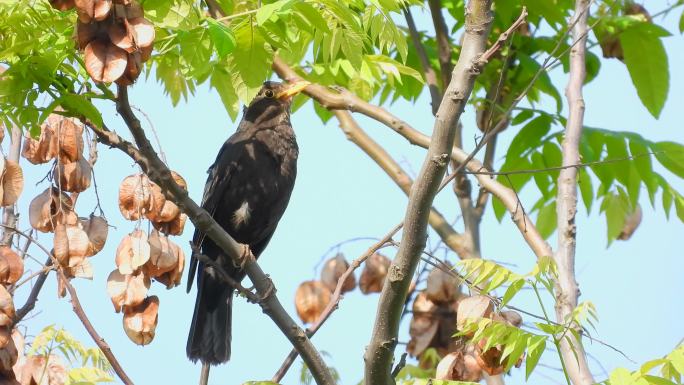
[{"xmin": 187, "ymin": 267, "xmax": 233, "ymax": 365}]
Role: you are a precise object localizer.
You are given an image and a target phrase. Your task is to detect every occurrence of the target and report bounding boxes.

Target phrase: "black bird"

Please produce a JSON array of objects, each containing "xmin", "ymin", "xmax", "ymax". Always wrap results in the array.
[{"xmin": 186, "ymin": 80, "xmax": 310, "ymax": 366}]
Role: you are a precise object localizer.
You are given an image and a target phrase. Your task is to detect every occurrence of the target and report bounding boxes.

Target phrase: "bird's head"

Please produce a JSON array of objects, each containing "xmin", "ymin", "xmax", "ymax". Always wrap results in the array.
[{"xmin": 243, "ymin": 80, "xmax": 310, "ymax": 124}]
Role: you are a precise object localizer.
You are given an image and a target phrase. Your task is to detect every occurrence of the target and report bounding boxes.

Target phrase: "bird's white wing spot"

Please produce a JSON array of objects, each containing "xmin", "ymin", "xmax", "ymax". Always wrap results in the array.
[{"xmin": 232, "ymin": 201, "xmax": 251, "ymax": 228}]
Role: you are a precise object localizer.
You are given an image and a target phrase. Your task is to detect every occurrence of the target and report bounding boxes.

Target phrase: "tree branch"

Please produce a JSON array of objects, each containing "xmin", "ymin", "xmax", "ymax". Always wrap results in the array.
[
  {"xmin": 553, "ymin": 0, "xmax": 595, "ymax": 384},
  {"xmin": 364, "ymin": 1, "xmax": 493, "ymax": 383},
  {"xmin": 403, "ymin": 7, "xmax": 441, "ymax": 114},
  {"xmin": 96, "ymin": 86, "xmax": 336, "ymax": 385},
  {"xmin": 427, "ymin": 0, "xmax": 453, "ymax": 90}
]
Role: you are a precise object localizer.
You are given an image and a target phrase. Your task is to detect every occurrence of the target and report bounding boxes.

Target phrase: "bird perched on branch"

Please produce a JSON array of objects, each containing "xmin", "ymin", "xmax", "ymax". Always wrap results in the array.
[{"xmin": 186, "ymin": 80, "xmax": 310, "ymax": 367}]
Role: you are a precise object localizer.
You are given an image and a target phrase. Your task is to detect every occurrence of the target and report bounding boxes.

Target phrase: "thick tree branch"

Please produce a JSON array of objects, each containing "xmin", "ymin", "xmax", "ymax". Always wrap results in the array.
[
  {"xmin": 97, "ymin": 86, "xmax": 336, "ymax": 385},
  {"xmin": 553, "ymin": 1, "xmax": 595, "ymax": 384},
  {"xmin": 335, "ymin": 110, "xmax": 473, "ymax": 258},
  {"xmin": 404, "ymin": 8, "xmax": 441, "ymax": 114},
  {"xmin": 364, "ymin": 2, "xmax": 493, "ymax": 384}
]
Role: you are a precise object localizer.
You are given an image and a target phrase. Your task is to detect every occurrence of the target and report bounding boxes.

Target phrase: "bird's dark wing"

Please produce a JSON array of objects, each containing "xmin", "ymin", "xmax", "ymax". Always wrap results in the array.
[{"xmin": 187, "ymin": 134, "xmax": 245, "ymax": 292}]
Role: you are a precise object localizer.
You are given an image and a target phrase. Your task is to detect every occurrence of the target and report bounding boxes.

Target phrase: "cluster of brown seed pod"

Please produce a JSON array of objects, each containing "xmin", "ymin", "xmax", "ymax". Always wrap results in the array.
[
  {"xmin": 24, "ymin": 114, "xmax": 108, "ymax": 297},
  {"xmin": 106, "ymin": 172, "xmax": 187, "ymax": 345},
  {"xmin": 49, "ymin": 0, "xmax": 155, "ymax": 84},
  {"xmin": 408, "ymin": 272, "xmax": 524, "ymax": 382},
  {"xmin": 294, "ymin": 252, "xmax": 390, "ymax": 324}
]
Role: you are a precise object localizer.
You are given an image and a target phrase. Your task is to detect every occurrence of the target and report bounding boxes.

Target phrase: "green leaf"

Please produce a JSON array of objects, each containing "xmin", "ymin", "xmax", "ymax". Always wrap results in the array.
[
  {"xmin": 578, "ymin": 168, "xmax": 593, "ymax": 213},
  {"xmin": 653, "ymin": 141, "xmax": 684, "ymax": 179},
  {"xmin": 610, "ymin": 367, "xmax": 637, "ymax": 385},
  {"xmin": 294, "ymin": 2, "xmax": 330, "ymax": 33},
  {"xmin": 601, "ymin": 192, "xmax": 629, "ymax": 246},
  {"xmin": 507, "ymin": 115, "xmax": 553, "ymax": 159},
  {"xmin": 210, "ymin": 66, "xmax": 240, "ymax": 120},
  {"xmin": 206, "ymin": 18, "xmax": 236, "ymax": 58},
  {"xmin": 674, "ymin": 193, "xmax": 684, "ymax": 223},
  {"xmin": 232, "ymin": 21, "xmax": 274, "ymax": 96},
  {"xmin": 525, "ymin": 336, "xmax": 546, "ymax": 379},
  {"xmin": 679, "ymin": 10, "xmax": 684, "ymax": 34},
  {"xmin": 59, "ymin": 94, "xmax": 103, "ymax": 128},
  {"xmin": 620, "ymin": 23, "xmax": 670, "ymax": 118},
  {"xmin": 536, "ymin": 200, "xmax": 557, "ymax": 239},
  {"xmin": 256, "ymin": 0, "xmax": 295, "ymax": 25}
]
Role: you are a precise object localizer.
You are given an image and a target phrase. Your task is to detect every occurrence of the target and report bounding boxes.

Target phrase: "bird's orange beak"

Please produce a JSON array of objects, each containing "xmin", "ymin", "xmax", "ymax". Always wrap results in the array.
[{"xmin": 276, "ymin": 80, "xmax": 311, "ymax": 100}]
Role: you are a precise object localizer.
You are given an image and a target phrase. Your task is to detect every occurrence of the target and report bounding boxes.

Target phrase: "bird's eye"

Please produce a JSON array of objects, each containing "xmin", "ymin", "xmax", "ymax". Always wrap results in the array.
[{"xmin": 265, "ymin": 90, "xmax": 275, "ymax": 98}]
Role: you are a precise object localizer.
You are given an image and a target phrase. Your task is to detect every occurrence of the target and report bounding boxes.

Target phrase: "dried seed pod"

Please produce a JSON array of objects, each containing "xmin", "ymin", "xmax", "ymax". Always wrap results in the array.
[
  {"xmin": 115, "ymin": 51, "xmax": 142, "ymax": 86},
  {"xmin": 53, "ymin": 159, "xmax": 91, "ymax": 193},
  {"xmin": 154, "ymin": 241, "xmax": 184, "ymax": 289},
  {"xmin": 436, "ymin": 350, "xmax": 483, "ymax": 382},
  {"xmin": 54, "ymin": 118, "xmax": 84, "ymax": 163},
  {"xmin": 118, "ymin": 173, "xmax": 152, "ymax": 220},
  {"xmin": 359, "ymin": 253, "xmax": 390, "ymax": 294},
  {"xmin": 16, "ymin": 354, "xmax": 67, "ymax": 385},
  {"xmin": 123, "ymin": 1, "xmax": 143, "ymax": 18},
  {"xmin": 294, "ymin": 281, "xmax": 331, "ymax": 324},
  {"xmin": 122, "ymin": 296, "xmax": 159, "ymax": 346},
  {"xmin": 106, "ymin": 269, "xmax": 150, "ymax": 312},
  {"xmin": 425, "ymin": 267, "xmax": 461, "ymax": 303},
  {"xmin": 76, "ymin": 20, "xmax": 108, "ymax": 50},
  {"xmin": 67, "ymin": 258, "xmax": 93, "ymax": 280},
  {"xmin": 0, "ymin": 247, "xmax": 23, "ymax": 286},
  {"xmin": 1, "ymin": 160, "xmax": 23, "ymax": 207},
  {"xmin": 49, "ymin": 0, "xmax": 76, "ymax": 10},
  {"xmin": 407, "ymin": 313, "xmax": 439, "ymax": 357},
  {"xmin": 0, "ymin": 330, "xmax": 17, "ymax": 374},
  {"xmin": 139, "ymin": 43, "xmax": 153, "ymax": 62},
  {"xmin": 128, "ymin": 17, "xmax": 155, "ymax": 48},
  {"xmin": 144, "ymin": 230, "xmax": 178, "ymax": 277},
  {"xmin": 146, "ymin": 171, "xmax": 185, "ymax": 223},
  {"xmin": 0, "ymin": 285, "xmax": 14, "ymax": 327},
  {"xmin": 413, "ymin": 292, "xmax": 437, "ymax": 316},
  {"xmin": 82, "ymin": 215, "xmax": 108, "ymax": 255},
  {"xmin": 115, "ymin": 230, "xmax": 150, "ymax": 274},
  {"xmin": 28, "ymin": 188, "xmax": 74, "ymax": 233},
  {"xmin": 74, "ymin": 0, "xmax": 112, "ymax": 22},
  {"xmin": 0, "ymin": 327, "xmax": 9, "ymax": 349},
  {"xmin": 152, "ymin": 213, "xmax": 186, "ymax": 236},
  {"xmin": 499, "ymin": 310, "xmax": 523, "ymax": 327},
  {"xmin": 108, "ymin": 18, "xmax": 136, "ymax": 53},
  {"xmin": 21, "ymin": 122, "xmax": 57, "ymax": 165},
  {"xmin": 53, "ymin": 222, "xmax": 91, "ymax": 268},
  {"xmin": 456, "ymin": 295, "xmax": 494, "ymax": 334},
  {"xmin": 320, "ymin": 253, "xmax": 356, "ymax": 293},
  {"xmin": 143, "ymin": 182, "xmax": 167, "ymax": 222},
  {"xmin": 618, "ymin": 203, "xmax": 642, "ymax": 241},
  {"xmin": 84, "ymin": 40, "xmax": 128, "ymax": 83},
  {"xmin": 474, "ymin": 338, "xmax": 518, "ymax": 376}
]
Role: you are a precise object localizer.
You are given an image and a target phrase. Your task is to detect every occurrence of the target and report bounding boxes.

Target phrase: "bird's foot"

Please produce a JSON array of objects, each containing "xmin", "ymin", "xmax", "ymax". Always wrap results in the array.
[{"xmin": 238, "ymin": 244, "xmax": 254, "ymax": 270}]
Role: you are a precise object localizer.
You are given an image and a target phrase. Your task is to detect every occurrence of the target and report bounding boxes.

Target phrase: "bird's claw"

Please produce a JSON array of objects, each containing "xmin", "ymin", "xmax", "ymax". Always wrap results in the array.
[{"xmin": 238, "ymin": 244, "xmax": 254, "ymax": 270}]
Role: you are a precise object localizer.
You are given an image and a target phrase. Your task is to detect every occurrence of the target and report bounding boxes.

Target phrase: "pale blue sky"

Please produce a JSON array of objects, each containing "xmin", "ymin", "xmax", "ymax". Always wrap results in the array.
[{"xmin": 11, "ymin": 3, "xmax": 684, "ymax": 385}]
